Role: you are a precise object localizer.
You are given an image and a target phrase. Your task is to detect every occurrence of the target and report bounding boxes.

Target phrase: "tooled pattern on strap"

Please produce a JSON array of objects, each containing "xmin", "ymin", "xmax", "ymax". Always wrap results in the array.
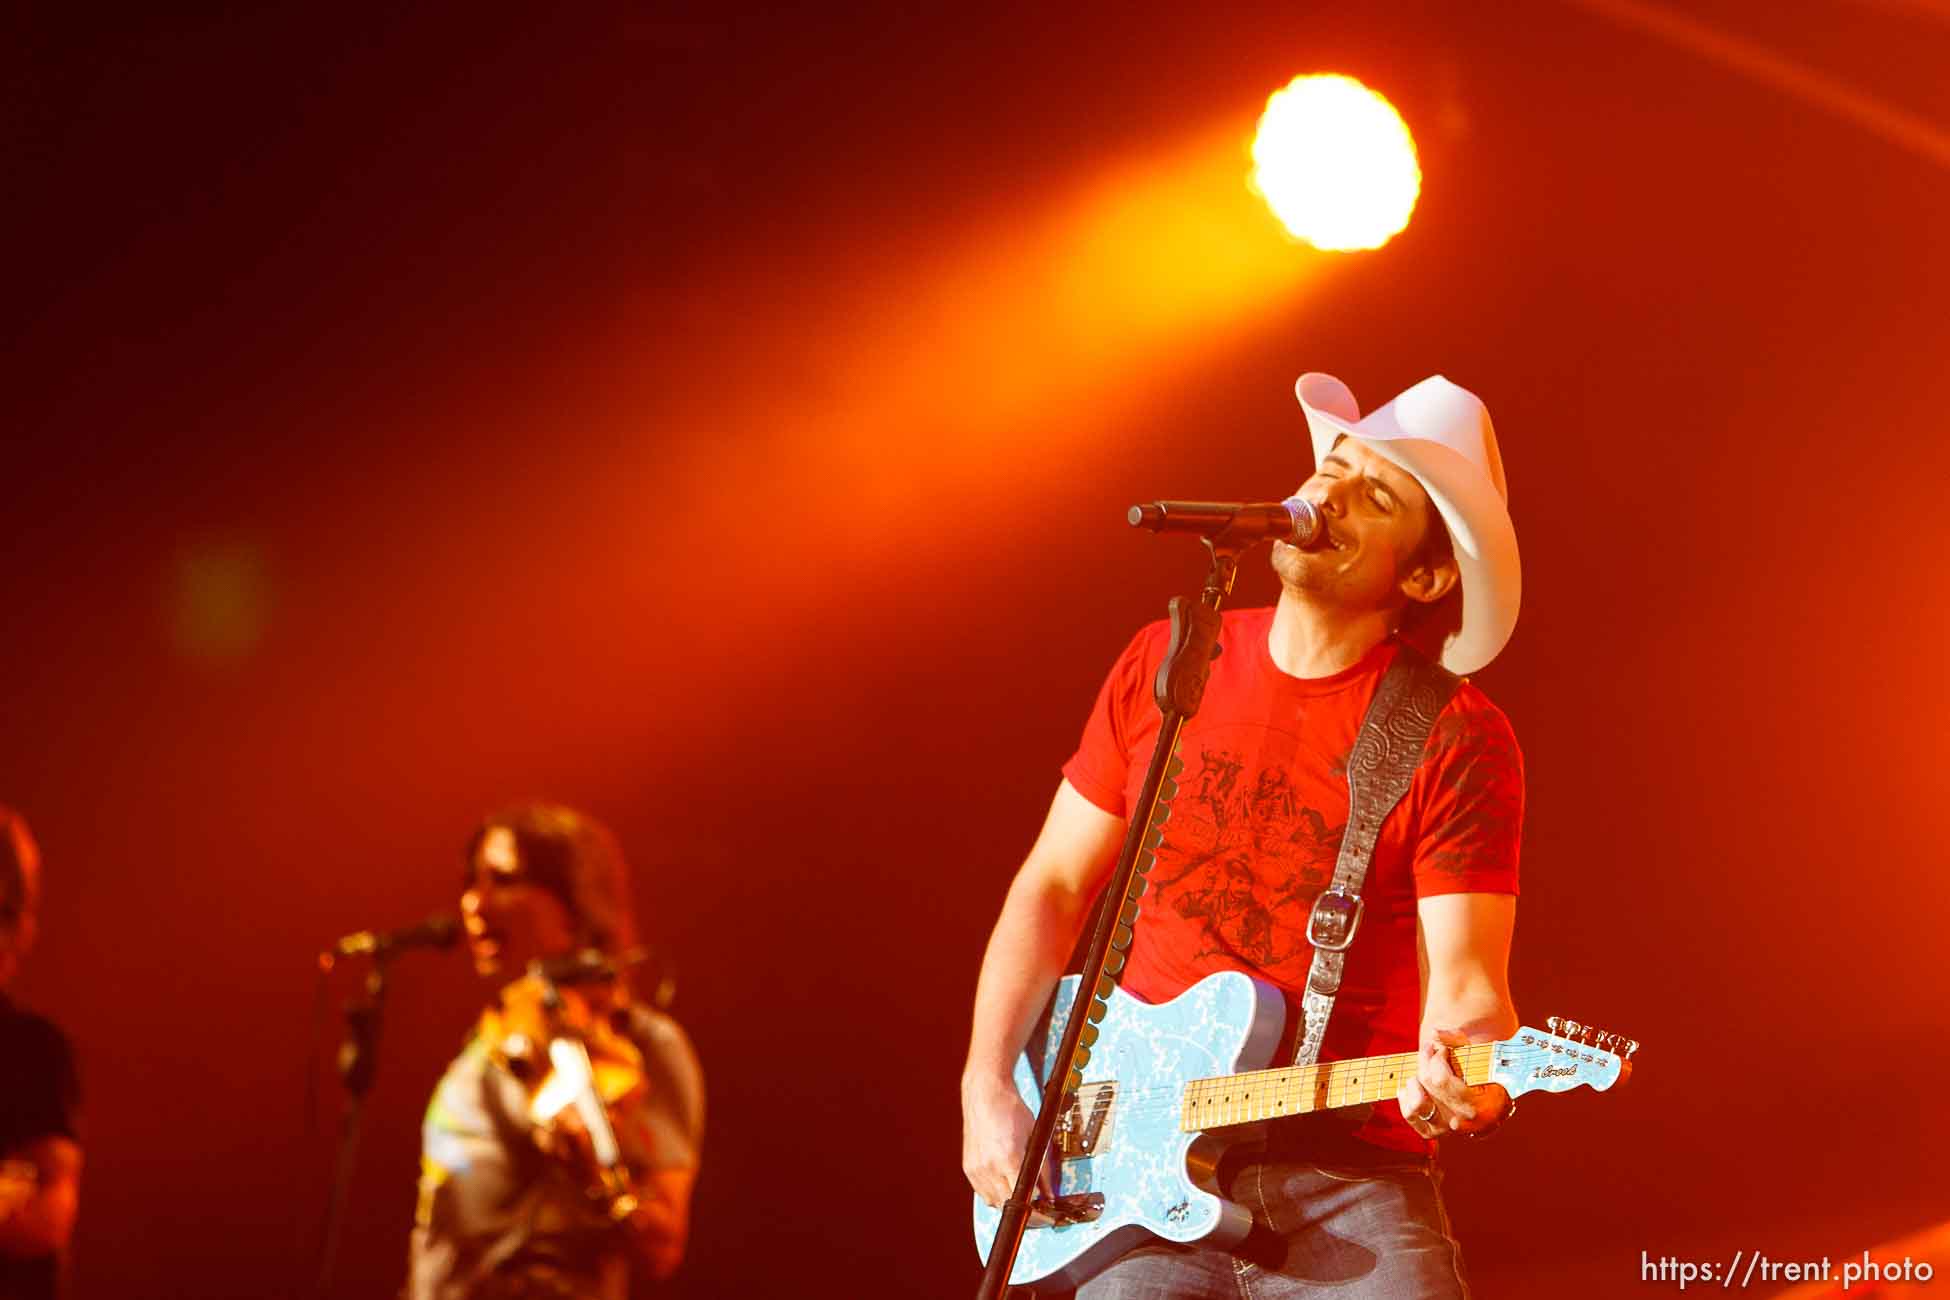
[{"xmin": 1295, "ymin": 645, "xmax": 1461, "ymax": 1069}]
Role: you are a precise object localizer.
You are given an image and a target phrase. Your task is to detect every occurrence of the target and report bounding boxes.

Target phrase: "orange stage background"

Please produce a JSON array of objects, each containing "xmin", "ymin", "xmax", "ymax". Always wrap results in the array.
[{"xmin": 6, "ymin": 3, "xmax": 1948, "ymax": 1296}]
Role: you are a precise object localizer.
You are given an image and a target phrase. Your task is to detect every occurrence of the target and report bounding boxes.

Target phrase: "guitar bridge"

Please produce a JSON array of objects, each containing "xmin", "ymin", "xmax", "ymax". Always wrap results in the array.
[
  {"xmin": 1030, "ymin": 1193, "xmax": 1104, "ymax": 1226},
  {"xmin": 1053, "ymin": 1081, "xmax": 1117, "ymax": 1159}
]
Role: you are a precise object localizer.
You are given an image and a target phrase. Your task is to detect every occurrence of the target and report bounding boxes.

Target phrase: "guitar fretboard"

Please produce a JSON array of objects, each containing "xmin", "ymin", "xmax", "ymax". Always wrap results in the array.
[{"xmin": 1179, "ymin": 1044, "xmax": 1495, "ymax": 1132}]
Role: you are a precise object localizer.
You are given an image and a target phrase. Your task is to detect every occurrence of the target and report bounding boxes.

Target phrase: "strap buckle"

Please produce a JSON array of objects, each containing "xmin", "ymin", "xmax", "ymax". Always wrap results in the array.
[{"xmin": 1305, "ymin": 886, "xmax": 1365, "ymax": 953}]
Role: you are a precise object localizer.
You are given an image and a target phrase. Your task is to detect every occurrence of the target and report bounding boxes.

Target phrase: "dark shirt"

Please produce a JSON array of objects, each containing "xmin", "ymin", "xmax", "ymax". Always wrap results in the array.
[
  {"xmin": 406, "ymin": 1002, "xmax": 704, "ymax": 1300},
  {"xmin": 0, "ymin": 994, "xmax": 81, "ymax": 1300}
]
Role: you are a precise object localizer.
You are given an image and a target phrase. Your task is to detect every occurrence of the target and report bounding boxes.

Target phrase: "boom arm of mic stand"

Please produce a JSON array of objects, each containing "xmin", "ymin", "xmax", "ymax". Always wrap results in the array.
[{"xmin": 975, "ymin": 534, "xmax": 1245, "ymax": 1300}]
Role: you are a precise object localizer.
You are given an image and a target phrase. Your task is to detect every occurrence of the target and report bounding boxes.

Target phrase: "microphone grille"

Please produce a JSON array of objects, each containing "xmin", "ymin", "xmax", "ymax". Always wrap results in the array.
[{"xmin": 1282, "ymin": 496, "xmax": 1325, "ymax": 548}]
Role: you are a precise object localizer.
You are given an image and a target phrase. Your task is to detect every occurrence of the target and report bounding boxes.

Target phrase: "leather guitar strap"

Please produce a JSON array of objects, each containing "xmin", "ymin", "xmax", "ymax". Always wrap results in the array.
[{"xmin": 1294, "ymin": 642, "xmax": 1462, "ymax": 1068}]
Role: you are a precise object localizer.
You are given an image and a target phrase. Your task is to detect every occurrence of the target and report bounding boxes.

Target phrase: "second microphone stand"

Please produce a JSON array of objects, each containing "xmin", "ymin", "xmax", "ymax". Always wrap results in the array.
[{"xmin": 314, "ymin": 953, "xmax": 395, "ymax": 1299}]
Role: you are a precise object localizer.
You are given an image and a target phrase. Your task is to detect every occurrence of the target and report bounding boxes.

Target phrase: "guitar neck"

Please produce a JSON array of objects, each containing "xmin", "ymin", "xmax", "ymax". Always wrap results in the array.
[{"xmin": 1180, "ymin": 1044, "xmax": 1495, "ymax": 1132}]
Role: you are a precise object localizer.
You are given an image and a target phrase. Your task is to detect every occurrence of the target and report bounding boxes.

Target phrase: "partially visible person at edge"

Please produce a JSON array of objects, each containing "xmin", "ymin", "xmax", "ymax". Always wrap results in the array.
[
  {"xmin": 0, "ymin": 808, "xmax": 83, "ymax": 1300},
  {"xmin": 961, "ymin": 372, "xmax": 1526, "ymax": 1298},
  {"xmin": 406, "ymin": 803, "xmax": 704, "ymax": 1299}
]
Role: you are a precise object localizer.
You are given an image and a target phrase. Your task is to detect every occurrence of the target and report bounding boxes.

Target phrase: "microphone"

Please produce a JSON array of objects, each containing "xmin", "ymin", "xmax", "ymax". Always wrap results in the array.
[
  {"xmin": 320, "ymin": 913, "xmax": 461, "ymax": 968},
  {"xmin": 1127, "ymin": 497, "xmax": 1325, "ymax": 548}
]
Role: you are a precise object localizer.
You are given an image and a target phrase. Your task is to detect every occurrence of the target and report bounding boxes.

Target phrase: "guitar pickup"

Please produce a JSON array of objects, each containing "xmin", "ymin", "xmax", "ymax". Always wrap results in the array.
[
  {"xmin": 1053, "ymin": 1081, "xmax": 1117, "ymax": 1158},
  {"xmin": 1030, "ymin": 1193, "xmax": 1104, "ymax": 1226}
]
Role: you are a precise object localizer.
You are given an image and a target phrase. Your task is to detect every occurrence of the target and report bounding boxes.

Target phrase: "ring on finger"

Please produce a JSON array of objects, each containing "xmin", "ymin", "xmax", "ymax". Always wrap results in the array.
[{"xmin": 1416, "ymin": 1103, "xmax": 1439, "ymax": 1124}]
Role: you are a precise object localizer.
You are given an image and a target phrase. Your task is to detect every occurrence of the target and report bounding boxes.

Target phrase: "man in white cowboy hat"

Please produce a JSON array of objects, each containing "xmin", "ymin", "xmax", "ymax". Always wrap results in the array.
[{"xmin": 962, "ymin": 372, "xmax": 1524, "ymax": 1298}]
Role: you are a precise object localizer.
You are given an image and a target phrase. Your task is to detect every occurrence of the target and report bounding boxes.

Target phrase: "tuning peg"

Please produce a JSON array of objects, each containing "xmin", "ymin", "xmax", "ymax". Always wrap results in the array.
[
  {"xmin": 1562, "ymin": 1019, "xmax": 1583, "ymax": 1039},
  {"xmin": 1546, "ymin": 1015, "xmax": 1561, "ymax": 1034},
  {"xmin": 1621, "ymin": 1037, "xmax": 1639, "ymax": 1059}
]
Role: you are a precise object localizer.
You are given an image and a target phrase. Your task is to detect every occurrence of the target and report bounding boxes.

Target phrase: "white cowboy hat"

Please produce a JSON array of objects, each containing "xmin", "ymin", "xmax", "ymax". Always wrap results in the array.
[{"xmin": 1294, "ymin": 372, "xmax": 1520, "ymax": 674}]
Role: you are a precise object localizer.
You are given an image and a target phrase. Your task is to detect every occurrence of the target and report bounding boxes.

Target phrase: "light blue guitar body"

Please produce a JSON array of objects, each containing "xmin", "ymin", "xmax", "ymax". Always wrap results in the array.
[
  {"xmin": 970, "ymin": 970, "xmax": 1286, "ymax": 1290},
  {"xmin": 970, "ymin": 972, "xmax": 1636, "ymax": 1289}
]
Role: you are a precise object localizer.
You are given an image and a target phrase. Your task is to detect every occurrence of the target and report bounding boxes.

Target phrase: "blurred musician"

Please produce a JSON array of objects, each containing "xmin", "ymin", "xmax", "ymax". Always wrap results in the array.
[
  {"xmin": 405, "ymin": 803, "xmax": 703, "ymax": 1299},
  {"xmin": 0, "ymin": 808, "xmax": 82, "ymax": 1300}
]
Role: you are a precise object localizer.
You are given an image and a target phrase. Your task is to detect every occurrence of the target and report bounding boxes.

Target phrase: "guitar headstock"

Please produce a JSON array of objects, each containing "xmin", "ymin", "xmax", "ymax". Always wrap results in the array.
[{"xmin": 1489, "ymin": 1015, "xmax": 1639, "ymax": 1100}]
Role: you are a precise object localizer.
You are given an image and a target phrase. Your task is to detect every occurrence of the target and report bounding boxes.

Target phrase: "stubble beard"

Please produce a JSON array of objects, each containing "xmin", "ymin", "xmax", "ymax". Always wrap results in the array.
[
  {"xmin": 1271, "ymin": 540, "xmax": 1401, "ymax": 621},
  {"xmin": 1269, "ymin": 541, "xmax": 1302, "ymax": 589},
  {"xmin": 1270, "ymin": 540, "xmax": 1335, "ymax": 598}
]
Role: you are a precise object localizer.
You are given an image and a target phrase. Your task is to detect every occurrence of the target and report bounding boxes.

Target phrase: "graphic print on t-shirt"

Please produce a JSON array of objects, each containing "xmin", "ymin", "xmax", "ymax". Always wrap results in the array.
[{"xmin": 1149, "ymin": 738, "xmax": 1347, "ymax": 976}]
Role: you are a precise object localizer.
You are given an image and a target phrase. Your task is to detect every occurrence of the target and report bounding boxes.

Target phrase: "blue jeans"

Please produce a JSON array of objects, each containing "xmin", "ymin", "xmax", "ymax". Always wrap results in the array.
[{"xmin": 1071, "ymin": 1135, "xmax": 1471, "ymax": 1300}]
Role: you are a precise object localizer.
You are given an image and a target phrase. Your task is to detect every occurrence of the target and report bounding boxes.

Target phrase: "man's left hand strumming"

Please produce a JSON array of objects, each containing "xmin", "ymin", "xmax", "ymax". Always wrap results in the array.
[{"xmin": 1398, "ymin": 1026, "xmax": 1513, "ymax": 1138}]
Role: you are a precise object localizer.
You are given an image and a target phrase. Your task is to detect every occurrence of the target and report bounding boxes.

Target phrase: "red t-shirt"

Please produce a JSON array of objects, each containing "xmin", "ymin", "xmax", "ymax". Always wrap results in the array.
[{"xmin": 1061, "ymin": 607, "xmax": 1523, "ymax": 1153}]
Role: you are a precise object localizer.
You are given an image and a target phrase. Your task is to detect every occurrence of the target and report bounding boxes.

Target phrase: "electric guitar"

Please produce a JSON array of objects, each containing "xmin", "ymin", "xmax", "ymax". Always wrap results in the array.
[{"xmin": 971, "ymin": 970, "xmax": 1637, "ymax": 1289}]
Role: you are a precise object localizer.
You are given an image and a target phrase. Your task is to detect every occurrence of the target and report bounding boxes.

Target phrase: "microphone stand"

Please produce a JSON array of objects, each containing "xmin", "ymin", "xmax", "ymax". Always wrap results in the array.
[
  {"xmin": 975, "ymin": 526, "xmax": 1252, "ymax": 1300},
  {"xmin": 314, "ymin": 952, "xmax": 394, "ymax": 1299}
]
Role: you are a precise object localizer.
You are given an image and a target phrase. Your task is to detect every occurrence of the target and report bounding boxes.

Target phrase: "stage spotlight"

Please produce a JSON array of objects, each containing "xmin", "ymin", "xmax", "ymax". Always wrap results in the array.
[{"xmin": 1250, "ymin": 73, "xmax": 1421, "ymax": 252}]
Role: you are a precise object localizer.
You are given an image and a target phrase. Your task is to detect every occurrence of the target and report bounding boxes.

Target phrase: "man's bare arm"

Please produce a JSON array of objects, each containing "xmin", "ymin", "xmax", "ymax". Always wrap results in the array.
[
  {"xmin": 624, "ymin": 1166, "xmax": 695, "ymax": 1282},
  {"xmin": 1399, "ymin": 892, "xmax": 1518, "ymax": 1136},
  {"xmin": 960, "ymin": 781, "xmax": 1124, "ymax": 1207}
]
